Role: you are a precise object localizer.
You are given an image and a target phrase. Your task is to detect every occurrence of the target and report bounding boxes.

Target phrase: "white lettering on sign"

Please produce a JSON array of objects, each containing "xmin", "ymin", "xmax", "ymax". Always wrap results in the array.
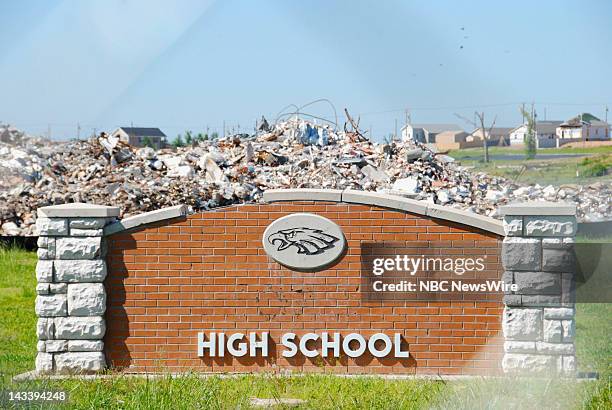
[{"xmin": 197, "ymin": 332, "xmax": 409, "ymax": 358}]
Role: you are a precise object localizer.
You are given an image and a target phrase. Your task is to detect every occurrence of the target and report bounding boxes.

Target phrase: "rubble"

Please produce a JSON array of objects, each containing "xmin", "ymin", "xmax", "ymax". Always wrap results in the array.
[{"xmin": 0, "ymin": 119, "xmax": 610, "ymax": 236}]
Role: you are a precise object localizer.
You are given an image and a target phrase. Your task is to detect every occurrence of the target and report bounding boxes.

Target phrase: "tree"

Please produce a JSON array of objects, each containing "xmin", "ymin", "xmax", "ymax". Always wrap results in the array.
[
  {"xmin": 184, "ymin": 130, "xmax": 193, "ymax": 145},
  {"xmin": 455, "ymin": 112, "xmax": 497, "ymax": 163},
  {"xmin": 211, "ymin": 132, "xmax": 219, "ymax": 140},
  {"xmin": 141, "ymin": 136, "xmax": 154, "ymax": 148},
  {"xmin": 520, "ymin": 105, "xmax": 537, "ymax": 159},
  {"xmin": 172, "ymin": 134, "xmax": 185, "ymax": 148}
]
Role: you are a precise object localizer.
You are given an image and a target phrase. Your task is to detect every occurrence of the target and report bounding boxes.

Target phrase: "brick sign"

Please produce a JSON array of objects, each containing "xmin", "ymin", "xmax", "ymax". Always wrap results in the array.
[{"xmin": 33, "ymin": 189, "xmax": 578, "ymax": 376}]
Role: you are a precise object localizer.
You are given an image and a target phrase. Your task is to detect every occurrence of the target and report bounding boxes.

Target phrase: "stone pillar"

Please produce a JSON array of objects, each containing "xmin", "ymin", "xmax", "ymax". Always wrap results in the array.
[
  {"xmin": 34, "ymin": 203, "xmax": 119, "ymax": 374},
  {"xmin": 500, "ymin": 202, "xmax": 577, "ymax": 376}
]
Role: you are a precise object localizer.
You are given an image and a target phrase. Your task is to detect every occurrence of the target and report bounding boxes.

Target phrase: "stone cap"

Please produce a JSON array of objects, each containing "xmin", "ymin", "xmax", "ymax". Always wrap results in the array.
[
  {"xmin": 263, "ymin": 189, "xmax": 343, "ymax": 202},
  {"xmin": 500, "ymin": 202, "xmax": 576, "ymax": 216},
  {"xmin": 104, "ymin": 205, "xmax": 187, "ymax": 236},
  {"xmin": 264, "ymin": 188, "xmax": 504, "ymax": 236},
  {"xmin": 38, "ymin": 203, "xmax": 120, "ymax": 218}
]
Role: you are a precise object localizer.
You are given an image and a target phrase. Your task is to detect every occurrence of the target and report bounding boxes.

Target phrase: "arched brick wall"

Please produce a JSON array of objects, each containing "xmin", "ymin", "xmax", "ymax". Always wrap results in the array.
[{"xmin": 105, "ymin": 199, "xmax": 504, "ymax": 375}]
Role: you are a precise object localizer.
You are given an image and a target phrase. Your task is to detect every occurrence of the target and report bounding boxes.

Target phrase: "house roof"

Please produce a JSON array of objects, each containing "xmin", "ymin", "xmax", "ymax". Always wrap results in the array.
[
  {"xmin": 405, "ymin": 123, "xmax": 463, "ymax": 133},
  {"xmin": 536, "ymin": 121, "xmax": 563, "ymax": 134},
  {"xmin": 118, "ymin": 127, "xmax": 167, "ymax": 137},
  {"xmin": 471, "ymin": 127, "xmax": 513, "ymax": 137},
  {"xmin": 560, "ymin": 113, "xmax": 607, "ymax": 127}
]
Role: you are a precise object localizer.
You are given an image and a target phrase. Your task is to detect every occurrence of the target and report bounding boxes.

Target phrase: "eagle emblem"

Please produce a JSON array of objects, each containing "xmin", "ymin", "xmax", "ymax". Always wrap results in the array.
[{"xmin": 267, "ymin": 227, "xmax": 340, "ymax": 255}]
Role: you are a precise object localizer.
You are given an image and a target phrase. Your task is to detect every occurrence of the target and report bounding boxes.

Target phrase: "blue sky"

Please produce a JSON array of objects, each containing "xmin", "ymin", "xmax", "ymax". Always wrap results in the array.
[{"xmin": 1, "ymin": 0, "xmax": 611, "ymax": 140}]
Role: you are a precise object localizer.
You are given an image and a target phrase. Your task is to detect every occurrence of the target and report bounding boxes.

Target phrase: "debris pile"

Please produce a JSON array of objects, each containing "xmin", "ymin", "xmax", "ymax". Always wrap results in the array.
[{"xmin": 0, "ymin": 118, "xmax": 610, "ymax": 236}]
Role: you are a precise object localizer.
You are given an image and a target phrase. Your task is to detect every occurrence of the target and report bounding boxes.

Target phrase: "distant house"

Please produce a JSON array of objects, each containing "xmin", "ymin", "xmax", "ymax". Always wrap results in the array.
[
  {"xmin": 468, "ymin": 127, "xmax": 513, "ymax": 146},
  {"xmin": 434, "ymin": 130, "xmax": 472, "ymax": 150},
  {"xmin": 509, "ymin": 121, "xmax": 562, "ymax": 148},
  {"xmin": 110, "ymin": 127, "xmax": 167, "ymax": 149},
  {"xmin": 401, "ymin": 123, "xmax": 463, "ymax": 143},
  {"xmin": 556, "ymin": 113, "xmax": 609, "ymax": 143}
]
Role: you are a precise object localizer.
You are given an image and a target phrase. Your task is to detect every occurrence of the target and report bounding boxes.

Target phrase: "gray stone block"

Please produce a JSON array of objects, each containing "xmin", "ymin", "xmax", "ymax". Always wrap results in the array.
[
  {"xmin": 503, "ymin": 294, "xmax": 522, "ymax": 306},
  {"xmin": 502, "ymin": 237, "xmax": 541, "ymax": 271},
  {"xmin": 35, "ymin": 217, "xmax": 68, "ymax": 236},
  {"xmin": 67, "ymin": 283, "xmax": 106, "ymax": 316},
  {"xmin": 50, "ymin": 283, "xmax": 67, "ymax": 294},
  {"xmin": 37, "ymin": 341, "xmax": 46, "ymax": 352},
  {"xmin": 521, "ymin": 295, "xmax": 562, "ymax": 307},
  {"xmin": 536, "ymin": 342, "xmax": 575, "ymax": 354},
  {"xmin": 104, "ymin": 205, "xmax": 187, "ymax": 236},
  {"xmin": 264, "ymin": 189, "xmax": 343, "ymax": 203},
  {"xmin": 504, "ymin": 341, "xmax": 536, "ymax": 353},
  {"xmin": 542, "ymin": 249, "xmax": 575, "ymax": 272},
  {"xmin": 36, "ymin": 260, "xmax": 53, "ymax": 283},
  {"xmin": 54, "ymin": 352, "xmax": 105, "ymax": 374},
  {"xmin": 543, "ymin": 319, "xmax": 562, "ymax": 342},
  {"xmin": 37, "ymin": 318, "xmax": 55, "ymax": 340},
  {"xmin": 560, "ymin": 355, "xmax": 576, "ymax": 375},
  {"xmin": 69, "ymin": 218, "xmax": 111, "ymax": 229},
  {"xmin": 562, "ymin": 320, "xmax": 575, "ymax": 342},
  {"xmin": 426, "ymin": 203, "xmax": 504, "ymax": 235},
  {"xmin": 542, "ymin": 238, "xmax": 575, "ymax": 249},
  {"xmin": 56, "ymin": 237, "xmax": 101, "ymax": 260},
  {"xmin": 500, "ymin": 202, "xmax": 576, "ymax": 216},
  {"xmin": 37, "ymin": 236, "xmax": 50, "ymax": 248},
  {"xmin": 35, "ymin": 352, "xmax": 54, "ymax": 373},
  {"xmin": 55, "ymin": 316, "xmax": 105, "ymax": 340},
  {"xmin": 54, "ymin": 260, "xmax": 107, "ymax": 283},
  {"xmin": 344, "ymin": 190, "xmax": 428, "ymax": 215},
  {"xmin": 503, "ymin": 217, "xmax": 523, "ymax": 236},
  {"xmin": 38, "ymin": 203, "xmax": 120, "ymax": 218},
  {"xmin": 544, "ymin": 307, "xmax": 574, "ymax": 319},
  {"xmin": 561, "ymin": 273, "xmax": 576, "ymax": 304},
  {"xmin": 71, "ymin": 228, "xmax": 104, "ymax": 237},
  {"xmin": 524, "ymin": 216, "xmax": 576, "ymax": 237},
  {"xmin": 502, "ymin": 353, "xmax": 556, "ymax": 373},
  {"xmin": 36, "ymin": 283, "xmax": 50, "ymax": 295},
  {"xmin": 45, "ymin": 340, "xmax": 68, "ymax": 353},
  {"xmin": 514, "ymin": 271, "xmax": 561, "ymax": 295},
  {"xmin": 37, "ymin": 246, "xmax": 55, "ymax": 260},
  {"xmin": 35, "ymin": 294, "xmax": 67, "ymax": 317},
  {"xmin": 68, "ymin": 340, "xmax": 104, "ymax": 352},
  {"xmin": 502, "ymin": 307, "xmax": 542, "ymax": 341},
  {"xmin": 502, "ymin": 271, "xmax": 514, "ymax": 291}
]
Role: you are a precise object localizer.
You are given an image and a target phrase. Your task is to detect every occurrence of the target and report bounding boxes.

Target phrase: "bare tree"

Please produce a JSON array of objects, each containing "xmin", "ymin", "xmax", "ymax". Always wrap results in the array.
[
  {"xmin": 454, "ymin": 112, "xmax": 497, "ymax": 163},
  {"xmin": 520, "ymin": 104, "xmax": 537, "ymax": 159}
]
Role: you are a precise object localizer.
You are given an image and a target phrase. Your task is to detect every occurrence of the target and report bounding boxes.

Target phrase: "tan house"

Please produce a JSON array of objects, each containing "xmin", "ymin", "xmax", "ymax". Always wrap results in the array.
[
  {"xmin": 434, "ymin": 130, "xmax": 478, "ymax": 150},
  {"xmin": 110, "ymin": 127, "xmax": 167, "ymax": 149}
]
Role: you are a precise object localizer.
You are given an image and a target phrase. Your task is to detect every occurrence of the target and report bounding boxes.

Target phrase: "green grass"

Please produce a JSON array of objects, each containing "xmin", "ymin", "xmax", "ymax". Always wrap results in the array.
[
  {"xmin": 0, "ymin": 245, "xmax": 37, "ymax": 383},
  {"xmin": 446, "ymin": 147, "xmax": 611, "ymax": 184},
  {"xmin": 0, "ymin": 246, "xmax": 610, "ymax": 409},
  {"xmin": 448, "ymin": 145, "xmax": 612, "ymax": 160}
]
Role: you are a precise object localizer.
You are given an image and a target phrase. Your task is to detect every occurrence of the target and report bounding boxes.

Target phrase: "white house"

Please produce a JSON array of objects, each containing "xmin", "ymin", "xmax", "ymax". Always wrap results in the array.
[
  {"xmin": 556, "ymin": 113, "xmax": 609, "ymax": 143},
  {"xmin": 401, "ymin": 123, "xmax": 463, "ymax": 143},
  {"xmin": 509, "ymin": 121, "xmax": 562, "ymax": 148}
]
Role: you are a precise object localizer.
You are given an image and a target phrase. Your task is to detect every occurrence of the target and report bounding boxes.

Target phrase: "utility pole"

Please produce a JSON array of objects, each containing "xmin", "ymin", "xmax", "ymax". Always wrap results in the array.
[
  {"xmin": 223, "ymin": 120, "xmax": 226, "ymax": 138},
  {"xmin": 521, "ymin": 102, "xmax": 525, "ymax": 123},
  {"xmin": 77, "ymin": 123, "xmax": 81, "ymax": 140},
  {"xmin": 606, "ymin": 105, "xmax": 609, "ymax": 139},
  {"xmin": 394, "ymin": 118, "xmax": 398, "ymax": 141}
]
